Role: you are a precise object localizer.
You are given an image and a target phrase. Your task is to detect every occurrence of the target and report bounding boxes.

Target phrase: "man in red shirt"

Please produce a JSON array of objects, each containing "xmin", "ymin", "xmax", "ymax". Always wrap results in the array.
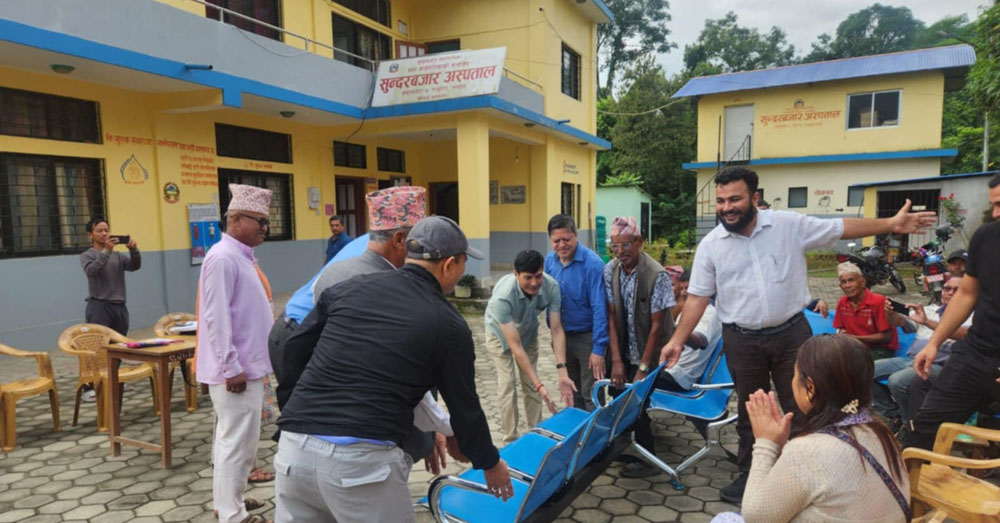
[{"xmin": 833, "ymin": 262, "xmax": 898, "ymax": 360}]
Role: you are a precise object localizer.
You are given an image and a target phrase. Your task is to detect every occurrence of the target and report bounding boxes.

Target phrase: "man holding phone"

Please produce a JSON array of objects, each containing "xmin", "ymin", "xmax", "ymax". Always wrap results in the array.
[{"xmin": 80, "ymin": 218, "xmax": 141, "ymax": 336}]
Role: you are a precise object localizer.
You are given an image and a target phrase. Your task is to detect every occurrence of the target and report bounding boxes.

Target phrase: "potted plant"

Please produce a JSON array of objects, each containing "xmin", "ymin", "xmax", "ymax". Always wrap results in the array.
[{"xmin": 455, "ymin": 274, "xmax": 477, "ymax": 298}]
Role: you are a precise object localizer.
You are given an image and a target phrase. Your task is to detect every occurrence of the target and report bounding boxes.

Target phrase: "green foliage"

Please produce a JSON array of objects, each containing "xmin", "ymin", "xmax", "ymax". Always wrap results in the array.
[
  {"xmin": 597, "ymin": 0, "xmax": 675, "ymax": 93},
  {"xmin": 805, "ymin": 4, "xmax": 924, "ymax": 61},
  {"xmin": 967, "ymin": 3, "xmax": 1000, "ymax": 115},
  {"xmin": 683, "ymin": 12, "xmax": 795, "ymax": 72},
  {"xmin": 601, "ymin": 172, "xmax": 644, "ymax": 187},
  {"xmin": 599, "ymin": 57, "xmax": 696, "ymax": 243}
]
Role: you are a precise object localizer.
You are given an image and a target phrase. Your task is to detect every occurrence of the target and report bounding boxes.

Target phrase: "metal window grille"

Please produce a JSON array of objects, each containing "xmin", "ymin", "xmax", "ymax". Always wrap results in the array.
[
  {"xmin": 0, "ymin": 87, "xmax": 101, "ymax": 143},
  {"xmin": 0, "ymin": 153, "xmax": 105, "ymax": 258},
  {"xmin": 332, "ymin": 14, "xmax": 392, "ymax": 70},
  {"xmin": 376, "ymin": 147, "xmax": 405, "ymax": 173},
  {"xmin": 218, "ymin": 168, "xmax": 294, "ymax": 241},
  {"xmin": 215, "ymin": 123, "xmax": 292, "ymax": 163},
  {"xmin": 333, "ymin": 0, "xmax": 390, "ymax": 27},
  {"xmin": 333, "ymin": 141, "xmax": 367, "ymax": 168},
  {"xmin": 205, "ymin": 0, "xmax": 282, "ymax": 40},
  {"xmin": 561, "ymin": 45, "xmax": 581, "ymax": 100}
]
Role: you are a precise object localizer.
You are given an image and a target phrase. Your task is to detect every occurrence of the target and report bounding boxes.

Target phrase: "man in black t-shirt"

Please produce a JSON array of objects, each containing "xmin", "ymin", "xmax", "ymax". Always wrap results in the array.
[{"xmin": 905, "ymin": 174, "xmax": 1000, "ymax": 449}]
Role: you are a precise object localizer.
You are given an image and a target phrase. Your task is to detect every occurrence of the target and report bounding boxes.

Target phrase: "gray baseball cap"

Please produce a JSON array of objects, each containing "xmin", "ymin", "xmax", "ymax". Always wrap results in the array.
[{"xmin": 406, "ymin": 215, "xmax": 484, "ymax": 260}]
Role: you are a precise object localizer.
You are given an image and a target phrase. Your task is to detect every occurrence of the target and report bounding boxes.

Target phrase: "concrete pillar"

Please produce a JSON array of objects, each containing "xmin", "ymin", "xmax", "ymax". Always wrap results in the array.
[
  {"xmin": 529, "ymin": 141, "xmax": 551, "ymax": 254},
  {"xmin": 456, "ymin": 113, "xmax": 491, "ymax": 280}
]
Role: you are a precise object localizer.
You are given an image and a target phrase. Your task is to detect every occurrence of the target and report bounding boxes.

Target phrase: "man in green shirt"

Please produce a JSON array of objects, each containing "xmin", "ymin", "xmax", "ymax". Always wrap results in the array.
[{"xmin": 486, "ymin": 249, "xmax": 575, "ymax": 444}]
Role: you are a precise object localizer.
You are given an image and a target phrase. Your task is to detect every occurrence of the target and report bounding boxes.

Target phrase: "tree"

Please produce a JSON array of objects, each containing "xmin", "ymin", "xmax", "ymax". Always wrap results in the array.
[
  {"xmin": 683, "ymin": 12, "xmax": 795, "ymax": 73},
  {"xmin": 597, "ymin": 0, "xmax": 674, "ymax": 94},
  {"xmin": 967, "ymin": 3, "xmax": 1000, "ymax": 115},
  {"xmin": 805, "ymin": 4, "xmax": 924, "ymax": 61},
  {"xmin": 602, "ymin": 57, "xmax": 697, "ymax": 240},
  {"xmin": 913, "ymin": 15, "xmax": 975, "ymax": 50}
]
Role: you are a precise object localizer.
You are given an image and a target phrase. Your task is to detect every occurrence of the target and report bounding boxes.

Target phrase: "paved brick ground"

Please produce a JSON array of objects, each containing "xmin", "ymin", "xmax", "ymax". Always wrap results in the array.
[{"xmin": 0, "ymin": 277, "xmax": 923, "ymax": 522}]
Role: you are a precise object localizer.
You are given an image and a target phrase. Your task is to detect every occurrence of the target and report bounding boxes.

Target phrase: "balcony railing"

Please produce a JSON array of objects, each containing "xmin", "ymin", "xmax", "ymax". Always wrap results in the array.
[{"xmin": 187, "ymin": 0, "xmax": 544, "ymax": 92}]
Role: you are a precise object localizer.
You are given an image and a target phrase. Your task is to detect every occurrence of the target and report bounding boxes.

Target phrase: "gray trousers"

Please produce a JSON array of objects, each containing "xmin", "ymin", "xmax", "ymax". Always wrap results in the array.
[
  {"xmin": 565, "ymin": 331, "xmax": 597, "ymax": 411},
  {"xmin": 275, "ymin": 431, "xmax": 415, "ymax": 523}
]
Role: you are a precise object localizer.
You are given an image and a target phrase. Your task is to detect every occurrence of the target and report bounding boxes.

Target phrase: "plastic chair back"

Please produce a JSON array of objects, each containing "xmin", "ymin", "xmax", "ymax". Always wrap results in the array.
[
  {"xmin": 804, "ymin": 308, "xmax": 836, "ymax": 335},
  {"xmin": 611, "ymin": 363, "xmax": 666, "ymax": 439},
  {"xmin": 516, "ymin": 412, "xmax": 592, "ymax": 520},
  {"xmin": 571, "ymin": 387, "xmax": 633, "ymax": 475}
]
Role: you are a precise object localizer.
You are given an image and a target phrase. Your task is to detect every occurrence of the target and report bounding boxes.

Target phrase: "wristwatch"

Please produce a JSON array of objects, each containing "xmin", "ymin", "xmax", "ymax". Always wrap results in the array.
[
  {"xmin": 555, "ymin": 362, "xmax": 567, "ymax": 369},
  {"xmin": 638, "ymin": 362, "xmax": 649, "ymax": 373}
]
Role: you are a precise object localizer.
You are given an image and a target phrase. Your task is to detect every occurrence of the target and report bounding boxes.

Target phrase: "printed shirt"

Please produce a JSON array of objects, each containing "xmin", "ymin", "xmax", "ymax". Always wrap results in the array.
[
  {"xmin": 544, "ymin": 245, "xmax": 609, "ymax": 356},
  {"xmin": 689, "ymin": 209, "xmax": 843, "ymax": 329},
  {"xmin": 833, "ymin": 289, "xmax": 899, "ymax": 351},
  {"xmin": 196, "ymin": 233, "xmax": 274, "ymax": 384},
  {"xmin": 485, "ymin": 273, "xmax": 562, "ymax": 352},
  {"xmin": 603, "ymin": 263, "xmax": 675, "ymax": 364}
]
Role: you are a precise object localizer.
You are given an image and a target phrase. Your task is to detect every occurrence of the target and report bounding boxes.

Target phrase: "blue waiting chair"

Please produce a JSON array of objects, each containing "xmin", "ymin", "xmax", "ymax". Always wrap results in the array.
[
  {"xmin": 644, "ymin": 340, "xmax": 737, "ymax": 489},
  {"xmin": 427, "ymin": 411, "xmax": 593, "ymax": 523}
]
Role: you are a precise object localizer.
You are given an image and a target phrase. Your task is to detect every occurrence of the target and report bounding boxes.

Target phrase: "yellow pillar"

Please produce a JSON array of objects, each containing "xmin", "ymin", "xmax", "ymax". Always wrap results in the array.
[
  {"xmin": 529, "ymin": 140, "xmax": 550, "ymax": 254},
  {"xmin": 456, "ymin": 113, "xmax": 491, "ymax": 279}
]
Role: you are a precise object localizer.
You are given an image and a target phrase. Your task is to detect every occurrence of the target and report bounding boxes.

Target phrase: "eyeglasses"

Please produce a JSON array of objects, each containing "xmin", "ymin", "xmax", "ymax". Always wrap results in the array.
[
  {"xmin": 237, "ymin": 214, "xmax": 270, "ymax": 229},
  {"xmin": 942, "ymin": 286, "xmax": 960, "ymax": 292},
  {"xmin": 608, "ymin": 242, "xmax": 633, "ymax": 251}
]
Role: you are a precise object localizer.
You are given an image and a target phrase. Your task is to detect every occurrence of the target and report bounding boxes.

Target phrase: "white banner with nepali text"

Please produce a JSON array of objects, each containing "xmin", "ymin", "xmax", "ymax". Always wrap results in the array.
[{"xmin": 371, "ymin": 47, "xmax": 506, "ymax": 107}]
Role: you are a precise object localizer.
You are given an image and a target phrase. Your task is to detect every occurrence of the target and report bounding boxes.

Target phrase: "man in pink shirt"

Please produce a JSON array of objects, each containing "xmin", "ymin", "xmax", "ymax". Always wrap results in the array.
[{"xmin": 197, "ymin": 183, "xmax": 274, "ymax": 523}]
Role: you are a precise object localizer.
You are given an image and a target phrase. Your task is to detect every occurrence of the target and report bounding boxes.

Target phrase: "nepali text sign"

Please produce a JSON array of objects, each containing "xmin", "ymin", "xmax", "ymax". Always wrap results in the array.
[
  {"xmin": 371, "ymin": 47, "xmax": 506, "ymax": 107},
  {"xmin": 758, "ymin": 99, "xmax": 842, "ymax": 129}
]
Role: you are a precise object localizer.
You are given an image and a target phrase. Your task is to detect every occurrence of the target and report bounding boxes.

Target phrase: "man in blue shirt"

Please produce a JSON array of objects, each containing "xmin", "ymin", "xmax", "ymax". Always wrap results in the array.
[
  {"xmin": 324, "ymin": 215, "xmax": 352, "ymax": 264},
  {"xmin": 544, "ymin": 214, "xmax": 608, "ymax": 410}
]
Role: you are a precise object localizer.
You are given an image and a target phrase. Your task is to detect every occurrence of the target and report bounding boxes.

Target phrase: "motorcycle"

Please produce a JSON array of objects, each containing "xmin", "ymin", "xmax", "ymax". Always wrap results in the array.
[
  {"xmin": 837, "ymin": 241, "xmax": 907, "ymax": 293},
  {"xmin": 910, "ymin": 225, "xmax": 955, "ymax": 305}
]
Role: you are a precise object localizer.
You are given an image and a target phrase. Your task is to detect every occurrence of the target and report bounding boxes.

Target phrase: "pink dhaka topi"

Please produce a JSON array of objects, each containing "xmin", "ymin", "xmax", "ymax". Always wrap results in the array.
[
  {"xmin": 227, "ymin": 183, "xmax": 272, "ymax": 215},
  {"xmin": 366, "ymin": 186, "xmax": 427, "ymax": 230},
  {"xmin": 610, "ymin": 215, "xmax": 639, "ymax": 237}
]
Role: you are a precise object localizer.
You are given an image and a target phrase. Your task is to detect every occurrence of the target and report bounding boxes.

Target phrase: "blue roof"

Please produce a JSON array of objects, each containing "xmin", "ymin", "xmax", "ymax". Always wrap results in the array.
[
  {"xmin": 674, "ymin": 45, "xmax": 975, "ymax": 98},
  {"xmin": 849, "ymin": 170, "xmax": 999, "ymax": 189}
]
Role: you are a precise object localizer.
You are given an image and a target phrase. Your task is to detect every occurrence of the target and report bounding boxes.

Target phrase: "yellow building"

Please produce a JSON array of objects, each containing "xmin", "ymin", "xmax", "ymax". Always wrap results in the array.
[
  {"xmin": 675, "ymin": 45, "xmax": 975, "ymax": 242},
  {"xmin": 0, "ymin": 0, "xmax": 612, "ymax": 347}
]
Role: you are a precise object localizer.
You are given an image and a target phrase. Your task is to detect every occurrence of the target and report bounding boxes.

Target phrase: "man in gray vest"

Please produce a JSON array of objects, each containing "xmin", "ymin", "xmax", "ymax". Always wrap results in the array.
[{"xmin": 604, "ymin": 216, "xmax": 675, "ymax": 478}]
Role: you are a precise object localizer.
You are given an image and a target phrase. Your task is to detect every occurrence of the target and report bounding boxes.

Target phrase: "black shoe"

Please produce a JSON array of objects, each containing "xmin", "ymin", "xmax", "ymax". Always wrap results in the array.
[
  {"xmin": 720, "ymin": 472, "xmax": 748, "ymax": 504},
  {"xmin": 620, "ymin": 461, "xmax": 659, "ymax": 478}
]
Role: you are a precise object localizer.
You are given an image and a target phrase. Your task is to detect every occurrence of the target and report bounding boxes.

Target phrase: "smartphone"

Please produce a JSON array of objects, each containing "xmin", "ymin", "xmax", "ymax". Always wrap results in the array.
[
  {"xmin": 109, "ymin": 234, "xmax": 130, "ymax": 244},
  {"xmin": 888, "ymin": 298, "xmax": 909, "ymax": 315}
]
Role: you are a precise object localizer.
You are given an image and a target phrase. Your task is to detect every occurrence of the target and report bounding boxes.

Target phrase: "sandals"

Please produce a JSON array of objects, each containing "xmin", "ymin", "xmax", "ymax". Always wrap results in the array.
[
  {"xmin": 248, "ymin": 468, "xmax": 275, "ymax": 484},
  {"xmin": 213, "ymin": 498, "xmax": 267, "ymax": 519}
]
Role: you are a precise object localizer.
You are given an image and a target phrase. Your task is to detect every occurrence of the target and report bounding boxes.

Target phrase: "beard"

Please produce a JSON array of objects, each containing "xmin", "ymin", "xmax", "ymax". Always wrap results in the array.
[{"xmin": 718, "ymin": 204, "xmax": 756, "ymax": 233}]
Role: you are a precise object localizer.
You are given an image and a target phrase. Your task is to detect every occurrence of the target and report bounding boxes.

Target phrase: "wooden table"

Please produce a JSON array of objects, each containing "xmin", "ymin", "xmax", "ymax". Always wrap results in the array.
[{"xmin": 105, "ymin": 340, "xmax": 195, "ymax": 468}]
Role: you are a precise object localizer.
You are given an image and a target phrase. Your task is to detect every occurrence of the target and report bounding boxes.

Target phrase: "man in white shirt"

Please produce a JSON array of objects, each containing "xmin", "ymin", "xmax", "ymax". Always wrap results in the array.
[{"xmin": 659, "ymin": 166, "xmax": 935, "ymax": 503}]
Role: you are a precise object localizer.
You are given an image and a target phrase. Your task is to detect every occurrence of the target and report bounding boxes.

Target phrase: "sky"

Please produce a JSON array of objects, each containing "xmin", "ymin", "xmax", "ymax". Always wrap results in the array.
[{"xmin": 652, "ymin": 0, "xmax": 989, "ymax": 77}]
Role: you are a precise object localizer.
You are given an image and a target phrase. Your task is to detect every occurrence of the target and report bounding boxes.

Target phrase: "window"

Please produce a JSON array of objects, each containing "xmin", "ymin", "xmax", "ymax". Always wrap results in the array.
[
  {"xmin": 205, "ymin": 0, "xmax": 282, "ymax": 41},
  {"xmin": 427, "ymin": 40, "xmax": 460, "ymax": 54},
  {"xmin": 847, "ymin": 186, "xmax": 865, "ymax": 207},
  {"xmin": 332, "ymin": 0, "xmax": 390, "ymax": 27},
  {"xmin": 333, "ymin": 141, "xmax": 367, "ymax": 168},
  {"xmin": 215, "ymin": 124, "xmax": 292, "ymax": 163},
  {"xmin": 847, "ymin": 90, "xmax": 900, "ymax": 129},
  {"xmin": 218, "ymin": 169, "xmax": 293, "ymax": 240},
  {"xmin": 377, "ymin": 147, "xmax": 405, "ymax": 173},
  {"xmin": 0, "ymin": 153, "xmax": 105, "ymax": 258},
  {"xmin": 333, "ymin": 14, "xmax": 392, "ymax": 70},
  {"xmin": 561, "ymin": 44, "xmax": 581, "ymax": 100},
  {"xmin": 788, "ymin": 187, "xmax": 807, "ymax": 208},
  {"xmin": 561, "ymin": 182, "xmax": 579, "ymax": 224},
  {"xmin": 0, "ymin": 87, "xmax": 101, "ymax": 143}
]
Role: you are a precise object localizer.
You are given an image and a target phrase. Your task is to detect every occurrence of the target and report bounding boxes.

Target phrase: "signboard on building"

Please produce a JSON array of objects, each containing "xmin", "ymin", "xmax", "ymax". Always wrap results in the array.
[{"xmin": 372, "ymin": 47, "xmax": 506, "ymax": 107}]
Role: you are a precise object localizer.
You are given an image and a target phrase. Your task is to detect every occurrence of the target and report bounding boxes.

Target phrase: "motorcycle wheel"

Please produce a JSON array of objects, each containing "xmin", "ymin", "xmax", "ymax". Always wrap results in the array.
[{"xmin": 890, "ymin": 270, "xmax": 906, "ymax": 294}]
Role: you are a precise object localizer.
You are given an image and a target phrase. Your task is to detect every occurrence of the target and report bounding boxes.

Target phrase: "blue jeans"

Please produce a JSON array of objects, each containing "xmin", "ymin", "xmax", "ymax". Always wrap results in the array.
[{"xmin": 872, "ymin": 357, "xmax": 943, "ymax": 424}]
